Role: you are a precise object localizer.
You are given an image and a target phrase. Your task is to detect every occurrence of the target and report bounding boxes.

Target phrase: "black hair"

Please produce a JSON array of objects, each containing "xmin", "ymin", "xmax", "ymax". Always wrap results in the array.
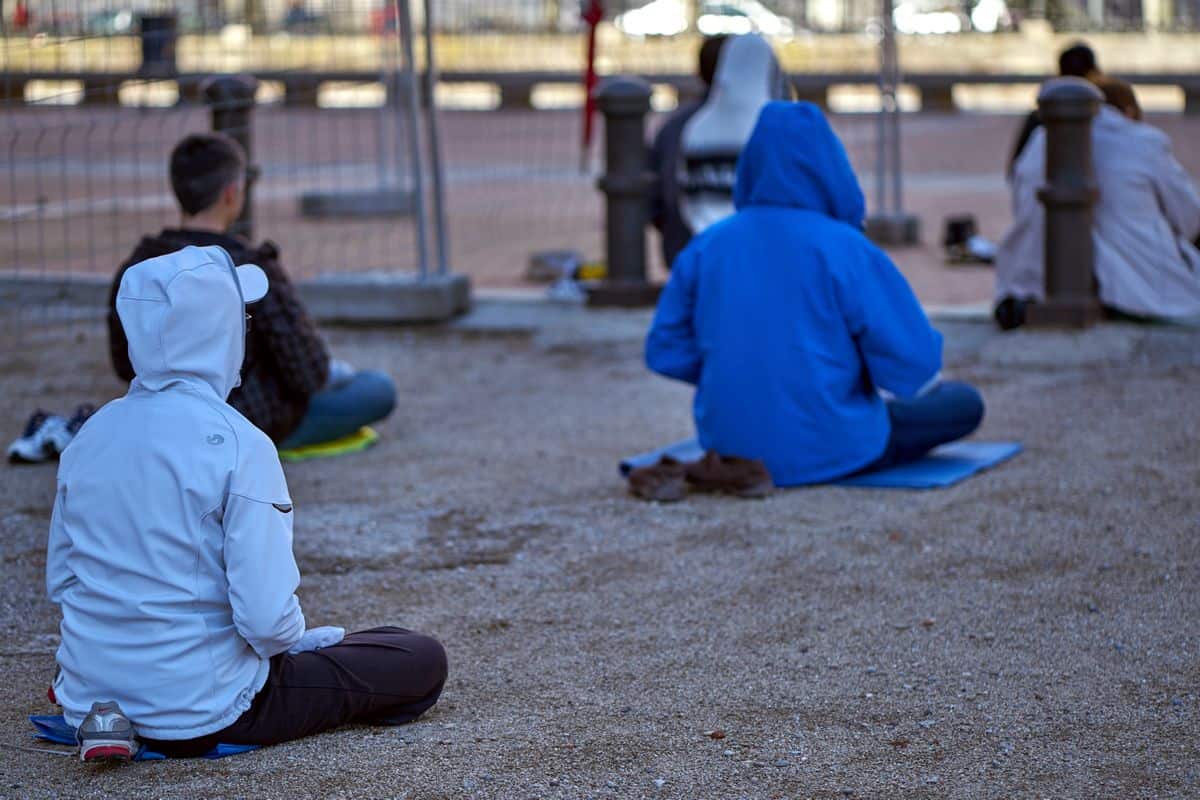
[
  {"xmin": 699, "ymin": 35, "xmax": 730, "ymax": 88},
  {"xmin": 1058, "ymin": 42, "xmax": 1098, "ymax": 78},
  {"xmin": 168, "ymin": 133, "xmax": 246, "ymax": 216}
]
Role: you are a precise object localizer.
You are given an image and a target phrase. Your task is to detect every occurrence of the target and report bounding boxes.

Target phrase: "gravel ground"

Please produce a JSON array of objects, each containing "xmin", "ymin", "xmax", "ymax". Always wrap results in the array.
[{"xmin": 0, "ymin": 309, "xmax": 1197, "ymax": 799}]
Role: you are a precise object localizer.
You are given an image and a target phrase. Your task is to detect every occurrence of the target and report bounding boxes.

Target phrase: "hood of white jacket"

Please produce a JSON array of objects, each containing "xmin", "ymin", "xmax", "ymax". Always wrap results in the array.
[
  {"xmin": 115, "ymin": 245, "xmax": 267, "ymax": 401},
  {"xmin": 996, "ymin": 105, "xmax": 1200, "ymax": 317},
  {"xmin": 682, "ymin": 33, "xmax": 787, "ymax": 157}
]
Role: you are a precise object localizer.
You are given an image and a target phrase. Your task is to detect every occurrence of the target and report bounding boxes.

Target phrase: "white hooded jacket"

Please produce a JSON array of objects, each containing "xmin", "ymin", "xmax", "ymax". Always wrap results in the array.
[
  {"xmin": 46, "ymin": 245, "xmax": 307, "ymax": 741},
  {"xmin": 678, "ymin": 33, "xmax": 787, "ymax": 236},
  {"xmin": 996, "ymin": 105, "xmax": 1200, "ymax": 318}
]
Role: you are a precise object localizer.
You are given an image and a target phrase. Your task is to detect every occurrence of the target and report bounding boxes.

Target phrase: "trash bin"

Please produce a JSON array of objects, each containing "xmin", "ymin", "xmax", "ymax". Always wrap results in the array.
[{"xmin": 139, "ymin": 14, "xmax": 178, "ymax": 76}]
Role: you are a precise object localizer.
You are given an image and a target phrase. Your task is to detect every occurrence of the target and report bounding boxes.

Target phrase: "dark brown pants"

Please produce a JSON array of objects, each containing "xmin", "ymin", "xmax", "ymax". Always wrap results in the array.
[{"xmin": 143, "ymin": 627, "xmax": 447, "ymax": 758}]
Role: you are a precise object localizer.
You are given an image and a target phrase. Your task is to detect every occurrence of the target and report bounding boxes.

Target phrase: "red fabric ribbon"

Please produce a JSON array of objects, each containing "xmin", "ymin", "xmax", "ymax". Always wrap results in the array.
[{"xmin": 581, "ymin": 1, "xmax": 606, "ymax": 167}]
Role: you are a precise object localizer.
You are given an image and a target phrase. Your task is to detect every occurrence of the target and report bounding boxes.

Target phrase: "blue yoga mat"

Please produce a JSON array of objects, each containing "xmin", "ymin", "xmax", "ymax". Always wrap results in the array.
[
  {"xmin": 620, "ymin": 440, "xmax": 1022, "ymax": 489},
  {"xmin": 30, "ymin": 715, "xmax": 258, "ymax": 761}
]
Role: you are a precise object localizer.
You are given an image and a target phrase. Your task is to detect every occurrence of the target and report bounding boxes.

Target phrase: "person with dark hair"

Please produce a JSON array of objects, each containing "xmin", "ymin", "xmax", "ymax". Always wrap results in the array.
[
  {"xmin": 1057, "ymin": 42, "xmax": 1098, "ymax": 79},
  {"xmin": 647, "ymin": 35, "xmax": 729, "ymax": 269},
  {"xmin": 168, "ymin": 132, "xmax": 248, "ymax": 217},
  {"xmin": 646, "ymin": 102, "xmax": 985, "ymax": 487},
  {"xmin": 996, "ymin": 78, "xmax": 1200, "ymax": 328},
  {"xmin": 1007, "ymin": 41, "xmax": 1102, "ymax": 173},
  {"xmin": 108, "ymin": 133, "xmax": 396, "ymax": 450}
]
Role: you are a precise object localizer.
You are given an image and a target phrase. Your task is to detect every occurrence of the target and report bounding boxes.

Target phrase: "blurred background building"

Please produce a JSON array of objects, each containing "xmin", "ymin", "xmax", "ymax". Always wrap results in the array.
[{"xmin": 7, "ymin": 0, "xmax": 1196, "ymax": 35}]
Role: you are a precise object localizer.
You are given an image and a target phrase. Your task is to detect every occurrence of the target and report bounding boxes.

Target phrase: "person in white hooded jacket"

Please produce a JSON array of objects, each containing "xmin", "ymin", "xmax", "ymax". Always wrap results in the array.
[
  {"xmin": 47, "ymin": 245, "xmax": 446, "ymax": 758},
  {"xmin": 677, "ymin": 32, "xmax": 789, "ymax": 237},
  {"xmin": 994, "ymin": 78, "xmax": 1200, "ymax": 327}
]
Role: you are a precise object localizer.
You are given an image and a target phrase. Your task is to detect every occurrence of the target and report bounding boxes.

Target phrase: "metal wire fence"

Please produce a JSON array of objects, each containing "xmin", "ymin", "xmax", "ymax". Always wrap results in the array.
[
  {"xmin": 3, "ymin": 0, "xmax": 1199, "ymax": 308},
  {"xmin": 1, "ymin": 0, "xmax": 431, "ymax": 281}
]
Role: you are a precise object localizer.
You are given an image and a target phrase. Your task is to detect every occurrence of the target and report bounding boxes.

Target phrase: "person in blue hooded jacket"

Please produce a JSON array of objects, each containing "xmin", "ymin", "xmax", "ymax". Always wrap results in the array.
[{"xmin": 645, "ymin": 102, "xmax": 985, "ymax": 487}]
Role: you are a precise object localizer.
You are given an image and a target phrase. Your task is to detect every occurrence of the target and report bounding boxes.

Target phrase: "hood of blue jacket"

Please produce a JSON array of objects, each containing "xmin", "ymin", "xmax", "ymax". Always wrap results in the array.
[{"xmin": 733, "ymin": 101, "xmax": 866, "ymax": 227}]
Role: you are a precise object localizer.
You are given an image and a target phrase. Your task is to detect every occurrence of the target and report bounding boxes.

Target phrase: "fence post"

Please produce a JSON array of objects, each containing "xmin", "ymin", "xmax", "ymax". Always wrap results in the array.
[
  {"xmin": 1026, "ymin": 77, "xmax": 1104, "ymax": 328},
  {"xmin": 203, "ymin": 75, "xmax": 259, "ymax": 242},
  {"xmin": 587, "ymin": 76, "xmax": 659, "ymax": 308},
  {"xmin": 864, "ymin": 0, "xmax": 919, "ymax": 246}
]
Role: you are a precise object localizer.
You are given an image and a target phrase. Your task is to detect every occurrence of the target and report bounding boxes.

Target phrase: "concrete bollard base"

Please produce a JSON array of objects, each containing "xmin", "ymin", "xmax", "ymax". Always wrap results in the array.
[
  {"xmin": 1024, "ymin": 299, "xmax": 1104, "ymax": 329},
  {"xmin": 297, "ymin": 272, "xmax": 471, "ymax": 323},
  {"xmin": 865, "ymin": 213, "xmax": 921, "ymax": 246},
  {"xmin": 299, "ymin": 189, "xmax": 417, "ymax": 219},
  {"xmin": 585, "ymin": 281, "xmax": 662, "ymax": 309}
]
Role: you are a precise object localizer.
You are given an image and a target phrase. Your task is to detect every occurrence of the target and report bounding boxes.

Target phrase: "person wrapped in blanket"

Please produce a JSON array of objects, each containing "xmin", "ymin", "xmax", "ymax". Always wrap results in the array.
[
  {"xmin": 51, "ymin": 246, "xmax": 446, "ymax": 761},
  {"xmin": 994, "ymin": 77, "xmax": 1200, "ymax": 329},
  {"xmin": 645, "ymin": 102, "xmax": 985, "ymax": 487},
  {"xmin": 107, "ymin": 133, "xmax": 394, "ymax": 449}
]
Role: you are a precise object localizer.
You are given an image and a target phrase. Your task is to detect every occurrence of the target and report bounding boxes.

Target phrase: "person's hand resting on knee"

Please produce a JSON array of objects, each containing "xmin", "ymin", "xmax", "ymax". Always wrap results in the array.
[{"xmin": 288, "ymin": 626, "xmax": 346, "ymax": 654}]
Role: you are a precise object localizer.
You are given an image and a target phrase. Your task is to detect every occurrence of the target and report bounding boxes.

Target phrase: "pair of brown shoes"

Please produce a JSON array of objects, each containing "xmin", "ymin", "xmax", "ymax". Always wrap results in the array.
[{"xmin": 627, "ymin": 451, "xmax": 774, "ymax": 502}]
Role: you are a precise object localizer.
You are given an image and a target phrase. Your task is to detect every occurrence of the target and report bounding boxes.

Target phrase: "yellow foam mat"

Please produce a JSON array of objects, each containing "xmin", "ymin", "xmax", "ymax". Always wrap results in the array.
[{"xmin": 279, "ymin": 426, "xmax": 379, "ymax": 462}]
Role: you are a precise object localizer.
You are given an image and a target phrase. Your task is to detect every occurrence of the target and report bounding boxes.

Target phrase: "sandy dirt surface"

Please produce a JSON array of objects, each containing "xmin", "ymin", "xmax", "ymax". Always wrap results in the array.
[{"xmin": 0, "ymin": 306, "xmax": 1196, "ymax": 799}]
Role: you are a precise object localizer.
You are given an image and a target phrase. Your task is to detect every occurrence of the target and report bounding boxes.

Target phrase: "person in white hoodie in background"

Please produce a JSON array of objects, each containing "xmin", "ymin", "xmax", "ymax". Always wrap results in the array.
[
  {"xmin": 47, "ymin": 245, "xmax": 446, "ymax": 760},
  {"xmin": 994, "ymin": 77, "xmax": 1200, "ymax": 329},
  {"xmin": 677, "ymin": 32, "xmax": 789, "ymax": 237}
]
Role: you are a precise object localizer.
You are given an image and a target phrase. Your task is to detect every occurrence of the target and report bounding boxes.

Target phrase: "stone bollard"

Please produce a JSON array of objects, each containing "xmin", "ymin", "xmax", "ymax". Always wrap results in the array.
[
  {"xmin": 203, "ymin": 75, "xmax": 260, "ymax": 242},
  {"xmin": 587, "ymin": 76, "xmax": 660, "ymax": 308},
  {"xmin": 138, "ymin": 14, "xmax": 178, "ymax": 77},
  {"xmin": 1026, "ymin": 77, "xmax": 1104, "ymax": 328}
]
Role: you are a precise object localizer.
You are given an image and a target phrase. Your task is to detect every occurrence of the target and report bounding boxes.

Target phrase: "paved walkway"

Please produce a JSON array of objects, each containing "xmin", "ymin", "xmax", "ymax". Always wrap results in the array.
[{"xmin": 2, "ymin": 109, "xmax": 1198, "ymax": 310}]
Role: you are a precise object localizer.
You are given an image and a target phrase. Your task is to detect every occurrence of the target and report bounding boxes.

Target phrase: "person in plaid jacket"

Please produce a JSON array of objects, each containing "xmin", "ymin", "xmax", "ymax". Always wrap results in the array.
[{"xmin": 108, "ymin": 133, "xmax": 395, "ymax": 447}]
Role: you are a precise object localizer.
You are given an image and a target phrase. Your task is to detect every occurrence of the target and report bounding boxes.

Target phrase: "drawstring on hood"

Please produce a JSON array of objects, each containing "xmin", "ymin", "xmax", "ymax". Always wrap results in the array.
[
  {"xmin": 734, "ymin": 101, "xmax": 866, "ymax": 227},
  {"xmin": 115, "ymin": 245, "xmax": 268, "ymax": 401}
]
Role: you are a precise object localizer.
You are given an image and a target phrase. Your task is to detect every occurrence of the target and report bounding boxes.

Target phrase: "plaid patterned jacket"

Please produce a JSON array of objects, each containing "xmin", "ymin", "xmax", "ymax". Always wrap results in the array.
[{"xmin": 109, "ymin": 229, "xmax": 331, "ymax": 443}]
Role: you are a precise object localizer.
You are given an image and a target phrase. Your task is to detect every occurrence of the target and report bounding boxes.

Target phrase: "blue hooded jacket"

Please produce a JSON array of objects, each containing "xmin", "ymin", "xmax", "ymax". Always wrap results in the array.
[{"xmin": 645, "ymin": 101, "xmax": 942, "ymax": 486}]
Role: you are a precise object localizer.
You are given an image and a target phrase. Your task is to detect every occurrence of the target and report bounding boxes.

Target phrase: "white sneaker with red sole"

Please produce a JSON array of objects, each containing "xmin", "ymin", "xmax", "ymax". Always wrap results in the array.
[{"xmin": 77, "ymin": 701, "xmax": 137, "ymax": 762}]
